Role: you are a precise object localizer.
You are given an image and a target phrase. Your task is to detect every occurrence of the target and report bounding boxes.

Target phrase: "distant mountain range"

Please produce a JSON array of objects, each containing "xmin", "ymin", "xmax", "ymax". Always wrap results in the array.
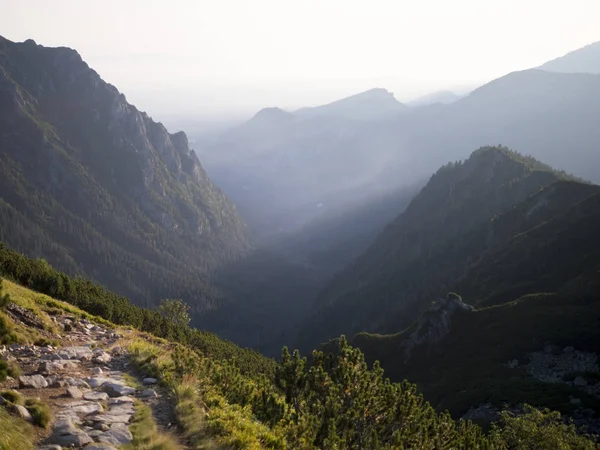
[
  {"xmin": 539, "ymin": 40, "xmax": 600, "ymax": 74},
  {"xmin": 406, "ymin": 90, "xmax": 463, "ymax": 107},
  {"xmin": 199, "ymin": 42, "xmax": 600, "ymax": 244}
]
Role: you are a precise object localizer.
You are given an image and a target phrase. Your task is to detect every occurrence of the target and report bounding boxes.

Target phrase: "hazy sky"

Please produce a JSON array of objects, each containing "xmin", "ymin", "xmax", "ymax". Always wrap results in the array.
[{"xmin": 2, "ymin": 0, "xmax": 599, "ymax": 119}]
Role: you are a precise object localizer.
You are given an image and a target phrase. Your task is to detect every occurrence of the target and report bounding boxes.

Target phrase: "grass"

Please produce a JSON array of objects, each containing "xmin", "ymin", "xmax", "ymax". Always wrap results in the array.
[
  {"xmin": 123, "ymin": 400, "xmax": 182, "ymax": 450},
  {"xmin": 24, "ymin": 398, "xmax": 53, "ymax": 429},
  {"xmin": 0, "ymin": 406, "xmax": 34, "ymax": 450},
  {"xmin": 0, "ymin": 390, "xmax": 25, "ymax": 406},
  {"xmin": 174, "ymin": 377, "xmax": 220, "ymax": 449}
]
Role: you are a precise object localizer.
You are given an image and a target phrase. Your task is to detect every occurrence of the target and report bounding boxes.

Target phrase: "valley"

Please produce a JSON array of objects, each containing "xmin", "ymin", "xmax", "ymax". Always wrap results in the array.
[{"xmin": 1, "ymin": 28, "xmax": 600, "ymax": 449}]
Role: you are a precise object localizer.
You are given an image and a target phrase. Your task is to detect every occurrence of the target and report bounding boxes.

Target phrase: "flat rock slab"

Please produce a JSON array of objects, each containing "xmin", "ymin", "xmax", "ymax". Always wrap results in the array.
[
  {"xmin": 89, "ymin": 413, "xmax": 132, "ymax": 424},
  {"xmin": 102, "ymin": 382, "xmax": 135, "ymax": 397},
  {"xmin": 83, "ymin": 391, "xmax": 109, "ymax": 401},
  {"xmin": 63, "ymin": 400, "xmax": 104, "ymax": 415},
  {"xmin": 97, "ymin": 426, "xmax": 133, "ymax": 445},
  {"xmin": 108, "ymin": 396, "xmax": 134, "ymax": 405},
  {"xmin": 51, "ymin": 418, "xmax": 94, "ymax": 447}
]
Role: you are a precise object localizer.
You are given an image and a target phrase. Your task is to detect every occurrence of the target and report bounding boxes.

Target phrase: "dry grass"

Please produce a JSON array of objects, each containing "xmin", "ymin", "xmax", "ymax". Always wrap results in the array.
[{"xmin": 122, "ymin": 400, "xmax": 183, "ymax": 450}]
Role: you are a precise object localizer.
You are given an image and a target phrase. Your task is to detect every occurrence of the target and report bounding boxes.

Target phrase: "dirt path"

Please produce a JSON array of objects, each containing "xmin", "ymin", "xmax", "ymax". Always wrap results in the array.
[{"xmin": 0, "ymin": 314, "xmax": 189, "ymax": 449}]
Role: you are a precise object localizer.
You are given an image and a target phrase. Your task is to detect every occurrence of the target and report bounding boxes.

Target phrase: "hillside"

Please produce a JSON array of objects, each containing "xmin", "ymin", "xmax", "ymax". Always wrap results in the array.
[
  {"xmin": 298, "ymin": 147, "xmax": 581, "ymax": 350},
  {"xmin": 319, "ymin": 179, "xmax": 600, "ymax": 418},
  {"xmin": 1, "ymin": 246, "xmax": 597, "ymax": 449},
  {"xmin": 0, "ymin": 36, "xmax": 252, "ymax": 313},
  {"xmin": 539, "ymin": 40, "xmax": 600, "ymax": 74}
]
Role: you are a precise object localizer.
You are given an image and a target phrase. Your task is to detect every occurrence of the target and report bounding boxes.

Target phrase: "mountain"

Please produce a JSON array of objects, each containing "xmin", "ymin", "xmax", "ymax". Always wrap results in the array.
[
  {"xmin": 1, "ymin": 245, "xmax": 596, "ymax": 448},
  {"xmin": 198, "ymin": 67, "xmax": 600, "ymax": 246},
  {"xmin": 295, "ymin": 88, "xmax": 406, "ymax": 121},
  {"xmin": 198, "ymin": 90, "xmax": 412, "ymax": 241},
  {"xmin": 297, "ymin": 147, "xmax": 580, "ymax": 350},
  {"xmin": 539, "ymin": 40, "xmax": 600, "ymax": 74},
  {"xmin": 327, "ymin": 179, "xmax": 600, "ymax": 421},
  {"xmin": 0, "ymin": 36, "xmax": 250, "ymax": 312},
  {"xmin": 406, "ymin": 89, "xmax": 463, "ymax": 107}
]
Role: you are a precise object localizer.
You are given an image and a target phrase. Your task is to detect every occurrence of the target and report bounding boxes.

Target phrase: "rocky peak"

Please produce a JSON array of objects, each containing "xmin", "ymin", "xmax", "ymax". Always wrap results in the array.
[{"xmin": 400, "ymin": 293, "xmax": 474, "ymax": 360}]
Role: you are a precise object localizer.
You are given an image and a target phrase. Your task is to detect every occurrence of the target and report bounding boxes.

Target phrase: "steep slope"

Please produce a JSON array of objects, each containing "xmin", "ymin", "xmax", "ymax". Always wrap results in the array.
[
  {"xmin": 539, "ymin": 40, "xmax": 600, "ymax": 74},
  {"xmin": 319, "ymin": 180, "xmax": 600, "ymax": 420},
  {"xmin": 298, "ymin": 147, "xmax": 575, "ymax": 350},
  {"xmin": 0, "ymin": 36, "xmax": 250, "ymax": 311}
]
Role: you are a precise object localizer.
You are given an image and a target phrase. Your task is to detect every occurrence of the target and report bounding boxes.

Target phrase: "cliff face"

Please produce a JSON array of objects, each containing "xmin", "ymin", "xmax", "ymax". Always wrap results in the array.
[
  {"xmin": 400, "ymin": 293, "xmax": 474, "ymax": 360},
  {"xmin": 0, "ymin": 36, "xmax": 250, "ymax": 310}
]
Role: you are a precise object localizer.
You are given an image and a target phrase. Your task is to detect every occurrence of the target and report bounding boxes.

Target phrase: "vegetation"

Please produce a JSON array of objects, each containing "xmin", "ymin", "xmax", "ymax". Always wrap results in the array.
[
  {"xmin": 24, "ymin": 398, "xmax": 53, "ymax": 429},
  {"xmin": 0, "ymin": 243, "xmax": 274, "ymax": 378},
  {"xmin": 0, "ymin": 251, "xmax": 597, "ymax": 448},
  {"xmin": 124, "ymin": 400, "xmax": 182, "ymax": 450},
  {"xmin": 0, "ymin": 406, "xmax": 33, "ymax": 450},
  {"xmin": 490, "ymin": 406, "xmax": 598, "ymax": 449},
  {"xmin": 0, "ymin": 390, "xmax": 25, "ymax": 406},
  {"xmin": 159, "ymin": 299, "xmax": 191, "ymax": 327},
  {"xmin": 299, "ymin": 146, "xmax": 590, "ymax": 352}
]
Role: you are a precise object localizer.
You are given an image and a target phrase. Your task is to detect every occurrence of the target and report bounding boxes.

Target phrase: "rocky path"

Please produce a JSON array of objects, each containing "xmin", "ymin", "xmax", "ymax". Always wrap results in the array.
[{"xmin": 0, "ymin": 315, "xmax": 169, "ymax": 450}]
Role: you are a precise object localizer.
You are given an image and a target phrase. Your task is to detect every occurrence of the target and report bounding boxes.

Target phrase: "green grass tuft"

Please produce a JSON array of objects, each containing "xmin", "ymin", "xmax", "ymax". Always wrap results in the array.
[
  {"xmin": 0, "ymin": 390, "xmax": 25, "ymax": 406},
  {"xmin": 25, "ymin": 398, "xmax": 53, "ymax": 429},
  {"xmin": 123, "ymin": 400, "xmax": 182, "ymax": 450}
]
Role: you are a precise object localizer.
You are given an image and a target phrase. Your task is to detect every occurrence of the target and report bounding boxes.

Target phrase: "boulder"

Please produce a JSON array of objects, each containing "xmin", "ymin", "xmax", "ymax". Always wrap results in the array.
[
  {"xmin": 143, "ymin": 377, "xmax": 158, "ymax": 385},
  {"xmin": 14, "ymin": 404, "xmax": 33, "ymax": 422},
  {"xmin": 574, "ymin": 376, "xmax": 588, "ymax": 387},
  {"xmin": 19, "ymin": 374, "xmax": 49, "ymax": 389}
]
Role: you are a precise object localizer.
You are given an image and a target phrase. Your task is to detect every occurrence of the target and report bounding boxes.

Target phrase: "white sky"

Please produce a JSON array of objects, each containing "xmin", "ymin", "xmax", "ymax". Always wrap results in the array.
[{"xmin": 1, "ymin": 0, "xmax": 599, "ymax": 119}]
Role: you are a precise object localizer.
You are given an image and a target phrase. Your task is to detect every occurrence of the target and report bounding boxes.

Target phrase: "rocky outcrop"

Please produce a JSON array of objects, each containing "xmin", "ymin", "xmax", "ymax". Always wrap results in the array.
[{"xmin": 401, "ymin": 293, "xmax": 475, "ymax": 360}]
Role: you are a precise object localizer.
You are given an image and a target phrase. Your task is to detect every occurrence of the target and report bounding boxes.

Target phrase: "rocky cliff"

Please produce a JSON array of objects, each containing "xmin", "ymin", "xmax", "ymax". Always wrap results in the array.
[{"xmin": 0, "ymin": 36, "xmax": 250, "ymax": 311}]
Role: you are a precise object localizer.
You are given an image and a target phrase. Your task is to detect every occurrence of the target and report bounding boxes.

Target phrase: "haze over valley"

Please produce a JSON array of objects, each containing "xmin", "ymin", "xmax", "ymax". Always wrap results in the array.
[{"xmin": 1, "ymin": 1, "xmax": 600, "ymax": 448}]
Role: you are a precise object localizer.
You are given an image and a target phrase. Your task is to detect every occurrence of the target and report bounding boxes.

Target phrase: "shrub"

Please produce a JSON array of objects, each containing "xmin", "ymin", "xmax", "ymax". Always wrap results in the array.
[
  {"xmin": 25, "ymin": 398, "xmax": 53, "ymax": 429},
  {"xmin": 490, "ymin": 405, "xmax": 598, "ymax": 449},
  {"xmin": 0, "ymin": 390, "xmax": 25, "ymax": 406}
]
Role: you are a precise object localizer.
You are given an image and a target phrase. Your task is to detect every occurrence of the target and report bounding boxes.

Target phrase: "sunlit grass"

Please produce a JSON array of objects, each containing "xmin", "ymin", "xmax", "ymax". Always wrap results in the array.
[{"xmin": 123, "ymin": 400, "xmax": 182, "ymax": 450}]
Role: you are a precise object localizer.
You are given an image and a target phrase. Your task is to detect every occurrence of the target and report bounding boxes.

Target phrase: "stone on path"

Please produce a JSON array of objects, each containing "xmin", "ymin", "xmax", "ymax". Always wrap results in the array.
[
  {"xmin": 140, "ymin": 388, "xmax": 158, "ymax": 398},
  {"xmin": 108, "ymin": 396, "xmax": 134, "ymax": 404},
  {"xmin": 143, "ymin": 377, "xmax": 158, "ymax": 385},
  {"xmin": 83, "ymin": 391, "xmax": 109, "ymax": 401},
  {"xmin": 51, "ymin": 418, "xmax": 94, "ymax": 447},
  {"xmin": 98, "ymin": 424, "xmax": 133, "ymax": 445},
  {"xmin": 91, "ymin": 367, "xmax": 103, "ymax": 375},
  {"xmin": 66, "ymin": 386, "xmax": 83, "ymax": 399},
  {"xmin": 102, "ymin": 382, "xmax": 135, "ymax": 397},
  {"xmin": 19, "ymin": 374, "xmax": 49, "ymax": 388},
  {"xmin": 64, "ymin": 400, "xmax": 104, "ymax": 415}
]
